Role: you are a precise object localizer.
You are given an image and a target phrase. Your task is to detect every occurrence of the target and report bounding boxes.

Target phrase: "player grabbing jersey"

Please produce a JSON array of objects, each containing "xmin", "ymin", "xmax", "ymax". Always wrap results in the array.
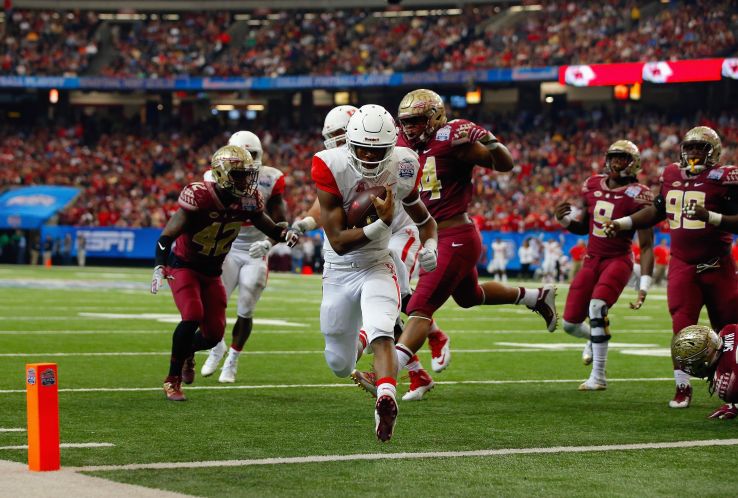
[
  {"xmin": 151, "ymin": 145, "xmax": 299, "ymax": 401},
  {"xmin": 200, "ymin": 131, "xmax": 288, "ymax": 383},
  {"xmin": 312, "ymin": 105, "xmax": 438, "ymax": 441},
  {"xmin": 605, "ymin": 126, "xmax": 738, "ymax": 408},
  {"xmin": 672, "ymin": 324, "xmax": 738, "ymax": 420},
  {"xmin": 555, "ymin": 140, "xmax": 655, "ymax": 391},
  {"xmin": 381, "ymin": 89, "xmax": 557, "ymax": 382}
]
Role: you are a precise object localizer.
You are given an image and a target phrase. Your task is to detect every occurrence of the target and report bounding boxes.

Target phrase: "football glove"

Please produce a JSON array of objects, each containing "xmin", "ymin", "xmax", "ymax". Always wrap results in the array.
[
  {"xmin": 418, "ymin": 247, "xmax": 438, "ymax": 272},
  {"xmin": 291, "ymin": 216, "xmax": 317, "ymax": 236},
  {"xmin": 249, "ymin": 240, "xmax": 273, "ymax": 258},
  {"xmin": 281, "ymin": 228, "xmax": 300, "ymax": 248},
  {"xmin": 151, "ymin": 265, "xmax": 168, "ymax": 294}
]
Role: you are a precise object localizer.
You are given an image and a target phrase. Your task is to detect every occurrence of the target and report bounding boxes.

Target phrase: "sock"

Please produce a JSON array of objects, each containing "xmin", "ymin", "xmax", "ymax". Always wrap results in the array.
[
  {"xmin": 376, "ymin": 376, "xmax": 397, "ymax": 400},
  {"xmin": 405, "ymin": 354, "xmax": 422, "ymax": 372},
  {"xmin": 674, "ymin": 369, "xmax": 691, "ymax": 388},
  {"xmin": 590, "ymin": 337, "xmax": 608, "ymax": 382},
  {"xmin": 563, "ymin": 320, "xmax": 591, "ymax": 339},
  {"xmin": 429, "ymin": 320, "xmax": 440, "ymax": 335},
  {"xmin": 168, "ymin": 321, "xmax": 199, "ymax": 377},
  {"xmin": 228, "ymin": 347, "xmax": 242, "ymax": 358},
  {"xmin": 395, "ymin": 343, "xmax": 413, "ymax": 374},
  {"xmin": 515, "ymin": 287, "xmax": 539, "ymax": 307},
  {"xmin": 191, "ymin": 330, "xmax": 219, "ymax": 352}
]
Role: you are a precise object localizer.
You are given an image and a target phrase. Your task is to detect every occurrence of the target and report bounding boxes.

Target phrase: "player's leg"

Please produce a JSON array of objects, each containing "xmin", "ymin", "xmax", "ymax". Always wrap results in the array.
[
  {"xmin": 321, "ymin": 268, "xmax": 362, "ymax": 379},
  {"xmin": 666, "ymin": 256, "xmax": 703, "ymax": 408},
  {"xmin": 562, "ymin": 258, "xmax": 597, "ymax": 365},
  {"xmin": 360, "ymin": 262, "xmax": 401, "ymax": 441},
  {"xmin": 202, "ymin": 251, "xmax": 241, "ymax": 377},
  {"xmin": 220, "ymin": 257, "xmax": 268, "ymax": 383},
  {"xmin": 164, "ymin": 268, "xmax": 206, "ymax": 400},
  {"xmin": 579, "ymin": 256, "xmax": 632, "ymax": 391},
  {"xmin": 703, "ymin": 255, "xmax": 738, "ymax": 332}
]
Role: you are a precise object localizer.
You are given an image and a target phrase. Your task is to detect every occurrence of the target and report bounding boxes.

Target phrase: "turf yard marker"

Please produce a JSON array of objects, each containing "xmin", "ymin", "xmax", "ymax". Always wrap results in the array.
[{"xmin": 26, "ymin": 363, "xmax": 60, "ymax": 471}]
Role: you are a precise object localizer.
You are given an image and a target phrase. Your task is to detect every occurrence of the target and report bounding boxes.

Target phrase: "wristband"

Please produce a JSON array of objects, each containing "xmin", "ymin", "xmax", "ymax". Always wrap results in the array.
[
  {"xmin": 614, "ymin": 216, "xmax": 633, "ymax": 230},
  {"xmin": 708, "ymin": 211, "xmax": 722, "ymax": 227},
  {"xmin": 362, "ymin": 218, "xmax": 390, "ymax": 241},
  {"xmin": 559, "ymin": 215, "xmax": 572, "ymax": 228},
  {"xmin": 414, "ymin": 212, "xmax": 432, "ymax": 226},
  {"xmin": 639, "ymin": 275, "xmax": 653, "ymax": 292},
  {"xmin": 300, "ymin": 216, "xmax": 318, "ymax": 231},
  {"xmin": 423, "ymin": 238, "xmax": 438, "ymax": 253}
]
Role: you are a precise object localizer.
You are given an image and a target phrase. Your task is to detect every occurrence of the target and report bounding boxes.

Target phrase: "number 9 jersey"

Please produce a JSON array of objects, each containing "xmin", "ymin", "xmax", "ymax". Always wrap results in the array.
[
  {"xmin": 172, "ymin": 180, "xmax": 264, "ymax": 275},
  {"xmin": 659, "ymin": 162, "xmax": 738, "ymax": 264},
  {"xmin": 582, "ymin": 175, "xmax": 653, "ymax": 258}
]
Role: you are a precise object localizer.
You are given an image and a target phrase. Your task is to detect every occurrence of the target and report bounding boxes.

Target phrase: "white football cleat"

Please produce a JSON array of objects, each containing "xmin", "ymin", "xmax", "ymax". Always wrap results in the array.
[
  {"xmin": 201, "ymin": 340, "xmax": 227, "ymax": 377},
  {"xmin": 218, "ymin": 355, "xmax": 239, "ymax": 384},
  {"xmin": 529, "ymin": 286, "xmax": 558, "ymax": 332},
  {"xmin": 578, "ymin": 378, "xmax": 607, "ymax": 391},
  {"xmin": 582, "ymin": 341, "xmax": 593, "ymax": 366}
]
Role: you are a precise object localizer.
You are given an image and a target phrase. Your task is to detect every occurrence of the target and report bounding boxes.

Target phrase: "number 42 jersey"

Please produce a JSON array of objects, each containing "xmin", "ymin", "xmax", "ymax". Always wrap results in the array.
[{"xmin": 581, "ymin": 175, "xmax": 653, "ymax": 258}]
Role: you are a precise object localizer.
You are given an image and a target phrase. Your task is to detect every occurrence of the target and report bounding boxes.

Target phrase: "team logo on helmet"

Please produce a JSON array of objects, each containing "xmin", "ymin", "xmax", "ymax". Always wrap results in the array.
[
  {"xmin": 680, "ymin": 126, "xmax": 721, "ymax": 174},
  {"xmin": 397, "ymin": 89, "xmax": 448, "ymax": 147}
]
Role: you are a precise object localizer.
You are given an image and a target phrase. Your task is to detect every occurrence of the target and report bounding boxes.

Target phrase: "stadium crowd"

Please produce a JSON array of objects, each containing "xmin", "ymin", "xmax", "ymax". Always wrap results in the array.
[
  {"xmin": 1, "ymin": 108, "xmax": 736, "ymax": 230},
  {"xmin": 2, "ymin": 1, "xmax": 736, "ymax": 77}
]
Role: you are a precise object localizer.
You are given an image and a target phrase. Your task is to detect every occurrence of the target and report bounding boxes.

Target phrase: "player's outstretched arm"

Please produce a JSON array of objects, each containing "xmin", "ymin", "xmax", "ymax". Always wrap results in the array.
[
  {"xmin": 317, "ymin": 188, "xmax": 393, "ymax": 256},
  {"xmin": 251, "ymin": 211, "xmax": 300, "ymax": 248},
  {"xmin": 555, "ymin": 201, "xmax": 589, "ymax": 235},
  {"xmin": 151, "ymin": 208, "xmax": 188, "ymax": 294},
  {"xmin": 249, "ymin": 194, "xmax": 289, "ymax": 258},
  {"xmin": 631, "ymin": 227, "xmax": 654, "ymax": 310},
  {"xmin": 292, "ymin": 197, "xmax": 322, "ymax": 234},
  {"xmin": 604, "ymin": 202, "xmax": 663, "ymax": 237},
  {"xmin": 455, "ymin": 137, "xmax": 514, "ymax": 172},
  {"xmin": 403, "ymin": 190, "xmax": 438, "ymax": 272}
]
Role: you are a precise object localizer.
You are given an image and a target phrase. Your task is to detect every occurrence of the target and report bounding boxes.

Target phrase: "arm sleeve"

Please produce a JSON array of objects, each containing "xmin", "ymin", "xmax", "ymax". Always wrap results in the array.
[{"xmin": 311, "ymin": 156, "xmax": 342, "ymax": 199}]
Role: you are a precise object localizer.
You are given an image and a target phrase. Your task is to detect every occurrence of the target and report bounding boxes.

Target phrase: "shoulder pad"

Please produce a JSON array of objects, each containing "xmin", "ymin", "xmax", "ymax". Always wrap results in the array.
[{"xmin": 178, "ymin": 182, "xmax": 210, "ymax": 211}]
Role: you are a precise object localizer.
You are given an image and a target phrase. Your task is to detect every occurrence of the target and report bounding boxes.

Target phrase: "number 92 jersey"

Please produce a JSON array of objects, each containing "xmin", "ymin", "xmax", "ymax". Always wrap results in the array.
[
  {"xmin": 582, "ymin": 175, "xmax": 653, "ymax": 258},
  {"xmin": 660, "ymin": 163, "xmax": 738, "ymax": 264},
  {"xmin": 172, "ymin": 180, "xmax": 264, "ymax": 275}
]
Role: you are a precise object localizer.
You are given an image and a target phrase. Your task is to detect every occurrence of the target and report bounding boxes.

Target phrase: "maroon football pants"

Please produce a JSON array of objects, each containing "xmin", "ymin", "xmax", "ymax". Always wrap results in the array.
[
  {"xmin": 563, "ymin": 253, "xmax": 633, "ymax": 324},
  {"xmin": 168, "ymin": 267, "xmax": 227, "ymax": 341}
]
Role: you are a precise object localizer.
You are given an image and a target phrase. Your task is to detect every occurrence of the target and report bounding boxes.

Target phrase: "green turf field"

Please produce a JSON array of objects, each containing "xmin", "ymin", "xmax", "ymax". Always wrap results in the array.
[{"xmin": 0, "ymin": 264, "xmax": 734, "ymax": 497}]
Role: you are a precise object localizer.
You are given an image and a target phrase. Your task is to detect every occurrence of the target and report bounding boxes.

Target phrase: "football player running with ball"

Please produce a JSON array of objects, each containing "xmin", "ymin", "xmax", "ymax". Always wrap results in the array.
[
  {"xmin": 311, "ymin": 104, "xmax": 438, "ymax": 442},
  {"xmin": 555, "ymin": 140, "xmax": 655, "ymax": 391},
  {"xmin": 151, "ymin": 145, "xmax": 299, "ymax": 401},
  {"xmin": 367, "ymin": 89, "xmax": 557, "ymax": 384},
  {"xmin": 200, "ymin": 131, "xmax": 289, "ymax": 384},
  {"xmin": 604, "ymin": 126, "xmax": 738, "ymax": 409}
]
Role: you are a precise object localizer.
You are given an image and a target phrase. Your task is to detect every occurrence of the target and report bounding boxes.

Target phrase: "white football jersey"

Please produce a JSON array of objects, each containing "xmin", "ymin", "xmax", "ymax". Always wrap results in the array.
[
  {"xmin": 313, "ymin": 146, "xmax": 421, "ymax": 265},
  {"xmin": 204, "ymin": 166, "xmax": 286, "ymax": 252},
  {"xmin": 492, "ymin": 241, "xmax": 507, "ymax": 261}
]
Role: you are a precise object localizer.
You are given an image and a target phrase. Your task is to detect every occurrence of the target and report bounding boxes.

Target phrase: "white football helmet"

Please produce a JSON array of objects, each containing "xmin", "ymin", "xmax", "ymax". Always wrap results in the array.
[
  {"xmin": 346, "ymin": 105, "xmax": 398, "ymax": 179},
  {"xmin": 228, "ymin": 130, "xmax": 263, "ymax": 166},
  {"xmin": 322, "ymin": 105, "xmax": 358, "ymax": 149}
]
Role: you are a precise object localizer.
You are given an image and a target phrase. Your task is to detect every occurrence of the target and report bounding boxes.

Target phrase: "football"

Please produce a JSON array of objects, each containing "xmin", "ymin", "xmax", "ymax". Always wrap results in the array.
[{"xmin": 346, "ymin": 186, "xmax": 387, "ymax": 228}]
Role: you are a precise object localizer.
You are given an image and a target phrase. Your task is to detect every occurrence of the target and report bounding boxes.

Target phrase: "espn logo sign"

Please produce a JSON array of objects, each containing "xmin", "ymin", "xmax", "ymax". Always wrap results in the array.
[{"xmin": 77, "ymin": 230, "xmax": 135, "ymax": 253}]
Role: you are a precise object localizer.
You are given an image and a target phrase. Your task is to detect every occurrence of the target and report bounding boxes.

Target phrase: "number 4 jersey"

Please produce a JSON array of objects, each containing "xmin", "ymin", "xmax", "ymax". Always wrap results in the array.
[
  {"xmin": 173, "ymin": 180, "xmax": 264, "ymax": 275},
  {"xmin": 582, "ymin": 175, "xmax": 653, "ymax": 258},
  {"xmin": 660, "ymin": 163, "xmax": 738, "ymax": 264}
]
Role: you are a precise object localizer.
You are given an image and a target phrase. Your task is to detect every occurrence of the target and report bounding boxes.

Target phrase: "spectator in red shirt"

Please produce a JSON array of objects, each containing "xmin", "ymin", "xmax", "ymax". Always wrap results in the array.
[
  {"xmin": 653, "ymin": 239, "xmax": 670, "ymax": 286},
  {"xmin": 568, "ymin": 239, "xmax": 587, "ymax": 282}
]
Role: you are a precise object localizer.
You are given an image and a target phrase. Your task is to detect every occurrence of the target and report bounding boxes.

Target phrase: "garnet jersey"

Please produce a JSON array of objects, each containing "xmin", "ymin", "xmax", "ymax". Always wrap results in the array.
[
  {"xmin": 397, "ymin": 119, "xmax": 493, "ymax": 223},
  {"xmin": 660, "ymin": 163, "xmax": 738, "ymax": 264},
  {"xmin": 229, "ymin": 166, "xmax": 285, "ymax": 252},
  {"xmin": 582, "ymin": 175, "xmax": 653, "ymax": 258},
  {"xmin": 172, "ymin": 181, "xmax": 264, "ymax": 275},
  {"xmin": 712, "ymin": 324, "xmax": 738, "ymax": 403},
  {"xmin": 311, "ymin": 146, "xmax": 421, "ymax": 266}
]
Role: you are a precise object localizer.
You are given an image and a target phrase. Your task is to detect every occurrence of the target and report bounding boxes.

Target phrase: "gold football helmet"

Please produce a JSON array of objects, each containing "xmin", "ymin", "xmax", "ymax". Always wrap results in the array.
[
  {"xmin": 671, "ymin": 325, "xmax": 723, "ymax": 378},
  {"xmin": 604, "ymin": 140, "xmax": 641, "ymax": 178},
  {"xmin": 397, "ymin": 89, "xmax": 447, "ymax": 146},
  {"xmin": 210, "ymin": 144, "xmax": 258, "ymax": 197},
  {"xmin": 680, "ymin": 126, "xmax": 721, "ymax": 174}
]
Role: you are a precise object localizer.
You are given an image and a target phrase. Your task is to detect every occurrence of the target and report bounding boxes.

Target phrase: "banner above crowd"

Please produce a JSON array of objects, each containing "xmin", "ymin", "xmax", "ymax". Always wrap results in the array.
[
  {"xmin": 560, "ymin": 58, "xmax": 731, "ymax": 87},
  {"xmin": 0, "ymin": 186, "xmax": 81, "ymax": 229}
]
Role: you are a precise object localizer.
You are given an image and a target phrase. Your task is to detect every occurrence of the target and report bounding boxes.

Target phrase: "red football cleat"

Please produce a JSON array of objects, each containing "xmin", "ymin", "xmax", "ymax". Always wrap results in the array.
[
  {"xmin": 708, "ymin": 403, "xmax": 737, "ymax": 419},
  {"xmin": 428, "ymin": 330, "xmax": 451, "ymax": 372},
  {"xmin": 669, "ymin": 384, "xmax": 692, "ymax": 408},
  {"xmin": 182, "ymin": 355, "xmax": 196, "ymax": 385},
  {"xmin": 375, "ymin": 395, "xmax": 398, "ymax": 442},
  {"xmin": 351, "ymin": 370, "xmax": 377, "ymax": 398},
  {"xmin": 163, "ymin": 376, "xmax": 186, "ymax": 401},
  {"xmin": 402, "ymin": 369, "xmax": 435, "ymax": 401}
]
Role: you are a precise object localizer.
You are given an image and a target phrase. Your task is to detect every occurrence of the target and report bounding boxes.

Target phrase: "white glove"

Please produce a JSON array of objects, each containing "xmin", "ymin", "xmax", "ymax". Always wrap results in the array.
[
  {"xmin": 282, "ymin": 228, "xmax": 300, "ymax": 248},
  {"xmin": 249, "ymin": 240, "xmax": 273, "ymax": 258},
  {"xmin": 151, "ymin": 265, "xmax": 166, "ymax": 294},
  {"xmin": 684, "ymin": 200, "xmax": 698, "ymax": 217},
  {"xmin": 418, "ymin": 246, "xmax": 438, "ymax": 272},
  {"xmin": 291, "ymin": 216, "xmax": 317, "ymax": 236}
]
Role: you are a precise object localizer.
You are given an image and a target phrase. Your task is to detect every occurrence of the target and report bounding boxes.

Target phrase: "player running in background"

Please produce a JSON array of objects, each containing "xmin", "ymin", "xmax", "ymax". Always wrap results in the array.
[
  {"xmin": 372, "ymin": 89, "xmax": 556, "ymax": 383},
  {"xmin": 605, "ymin": 126, "xmax": 738, "ymax": 408},
  {"xmin": 151, "ymin": 145, "xmax": 299, "ymax": 401},
  {"xmin": 311, "ymin": 104, "xmax": 438, "ymax": 441},
  {"xmin": 200, "ymin": 131, "xmax": 288, "ymax": 383},
  {"xmin": 487, "ymin": 237, "xmax": 508, "ymax": 282},
  {"xmin": 294, "ymin": 105, "xmax": 442, "ymax": 401},
  {"xmin": 672, "ymin": 324, "xmax": 738, "ymax": 420},
  {"xmin": 555, "ymin": 140, "xmax": 654, "ymax": 390}
]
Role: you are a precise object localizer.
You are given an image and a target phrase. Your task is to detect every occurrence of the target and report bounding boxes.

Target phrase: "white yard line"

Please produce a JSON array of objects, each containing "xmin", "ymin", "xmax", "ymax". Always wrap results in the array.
[
  {"xmin": 0, "ymin": 443, "xmax": 113, "ymax": 450},
  {"xmin": 0, "ymin": 377, "xmax": 675, "ymax": 395},
  {"xmin": 0, "ymin": 428, "xmax": 25, "ymax": 432},
  {"xmin": 68, "ymin": 439, "xmax": 738, "ymax": 472}
]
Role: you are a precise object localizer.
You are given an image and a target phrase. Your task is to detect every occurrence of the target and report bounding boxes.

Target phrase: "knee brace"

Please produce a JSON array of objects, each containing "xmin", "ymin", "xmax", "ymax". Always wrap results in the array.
[{"xmin": 588, "ymin": 299, "xmax": 611, "ymax": 342}]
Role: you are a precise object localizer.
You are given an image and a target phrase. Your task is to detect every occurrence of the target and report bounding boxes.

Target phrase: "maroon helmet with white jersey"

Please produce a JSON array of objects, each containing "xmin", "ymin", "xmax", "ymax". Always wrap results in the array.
[{"xmin": 322, "ymin": 105, "xmax": 358, "ymax": 149}]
